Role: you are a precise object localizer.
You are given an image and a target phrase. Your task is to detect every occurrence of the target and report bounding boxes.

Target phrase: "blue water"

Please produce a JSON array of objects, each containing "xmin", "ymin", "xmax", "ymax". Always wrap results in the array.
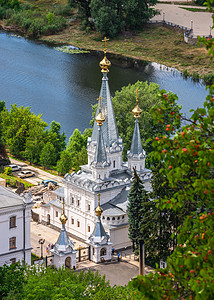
[{"xmin": 0, "ymin": 31, "xmax": 208, "ymax": 140}]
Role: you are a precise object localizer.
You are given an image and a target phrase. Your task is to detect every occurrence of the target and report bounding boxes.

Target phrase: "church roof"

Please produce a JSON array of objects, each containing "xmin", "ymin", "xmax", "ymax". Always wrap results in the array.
[
  {"xmin": 130, "ymin": 118, "xmax": 143, "ymax": 155},
  {"xmin": 89, "ymin": 216, "xmax": 110, "ymax": 245},
  {"xmin": 92, "ymin": 126, "xmax": 109, "ymax": 167},
  {"xmin": 102, "ymin": 187, "xmax": 129, "ymax": 216},
  {"xmin": 91, "ymin": 73, "xmax": 119, "ymax": 147},
  {"xmin": 53, "ymin": 223, "xmax": 75, "ymax": 254}
]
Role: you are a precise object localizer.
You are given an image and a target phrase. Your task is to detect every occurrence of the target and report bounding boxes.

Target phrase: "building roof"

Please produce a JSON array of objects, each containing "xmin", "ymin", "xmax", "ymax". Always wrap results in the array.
[
  {"xmin": 102, "ymin": 187, "xmax": 129, "ymax": 216},
  {"xmin": 91, "ymin": 73, "xmax": 119, "ymax": 147},
  {"xmin": 130, "ymin": 118, "xmax": 143, "ymax": 155},
  {"xmin": 89, "ymin": 216, "xmax": 110, "ymax": 245},
  {"xmin": 54, "ymin": 187, "xmax": 64, "ymax": 198},
  {"xmin": 53, "ymin": 224, "xmax": 75, "ymax": 254},
  {"xmin": 0, "ymin": 185, "xmax": 24, "ymax": 209},
  {"xmin": 92, "ymin": 125, "xmax": 109, "ymax": 167}
]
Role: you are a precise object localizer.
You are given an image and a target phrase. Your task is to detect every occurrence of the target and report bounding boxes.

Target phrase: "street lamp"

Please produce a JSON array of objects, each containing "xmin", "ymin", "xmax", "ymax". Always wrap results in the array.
[
  {"xmin": 163, "ymin": 12, "xmax": 165, "ymax": 22},
  {"xmin": 191, "ymin": 20, "xmax": 193, "ymax": 31},
  {"xmin": 210, "ymin": 26, "xmax": 212, "ymax": 38},
  {"xmin": 39, "ymin": 238, "xmax": 45, "ymax": 259}
]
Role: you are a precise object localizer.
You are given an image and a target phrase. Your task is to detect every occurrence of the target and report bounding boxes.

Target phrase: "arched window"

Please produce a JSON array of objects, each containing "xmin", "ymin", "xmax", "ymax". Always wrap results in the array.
[
  {"xmin": 65, "ymin": 256, "xmax": 71, "ymax": 268},
  {"xmin": 112, "ymin": 217, "xmax": 115, "ymax": 220},
  {"xmin": 107, "ymin": 217, "xmax": 110, "ymax": 220},
  {"xmin": 93, "ymin": 247, "xmax": 95, "ymax": 255},
  {"xmin": 100, "ymin": 248, "xmax": 106, "ymax": 256},
  {"xmin": 122, "ymin": 216, "xmax": 124, "ymax": 219},
  {"xmin": 113, "ymin": 160, "xmax": 115, "ymax": 168},
  {"xmin": 117, "ymin": 216, "xmax": 120, "ymax": 220},
  {"xmin": 102, "ymin": 216, "xmax": 105, "ymax": 219}
]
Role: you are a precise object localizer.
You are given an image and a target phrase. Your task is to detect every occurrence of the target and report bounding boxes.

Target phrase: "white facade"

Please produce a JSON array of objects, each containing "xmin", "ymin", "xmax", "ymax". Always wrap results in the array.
[
  {"xmin": 0, "ymin": 186, "xmax": 33, "ymax": 266},
  {"xmin": 40, "ymin": 54, "xmax": 152, "ymax": 250}
]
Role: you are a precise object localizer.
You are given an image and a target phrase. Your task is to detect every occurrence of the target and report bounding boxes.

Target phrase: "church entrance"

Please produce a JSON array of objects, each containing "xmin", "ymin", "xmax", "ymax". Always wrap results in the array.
[
  {"xmin": 65, "ymin": 256, "xmax": 71, "ymax": 268},
  {"xmin": 47, "ymin": 214, "xmax": 50, "ymax": 225}
]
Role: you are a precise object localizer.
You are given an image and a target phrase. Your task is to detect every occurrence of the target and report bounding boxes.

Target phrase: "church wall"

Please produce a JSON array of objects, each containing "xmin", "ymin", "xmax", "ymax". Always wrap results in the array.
[{"xmin": 109, "ymin": 225, "xmax": 131, "ymax": 250}]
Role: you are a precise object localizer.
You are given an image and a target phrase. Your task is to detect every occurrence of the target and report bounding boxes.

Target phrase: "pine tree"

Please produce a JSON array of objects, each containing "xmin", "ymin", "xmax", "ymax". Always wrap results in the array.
[{"xmin": 127, "ymin": 168, "xmax": 149, "ymax": 251}]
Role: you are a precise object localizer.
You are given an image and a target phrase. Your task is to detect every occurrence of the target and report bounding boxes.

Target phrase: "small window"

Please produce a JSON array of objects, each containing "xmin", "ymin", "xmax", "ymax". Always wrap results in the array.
[
  {"xmin": 10, "ymin": 258, "xmax": 16, "ymax": 264},
  {"xmin": 77, "ymin": 200, "xmax": 80, "ymax": 207},
  {"xmin": 122, "ymin": 216, "xmax": 124, "ymax": 219},
  {"xmin": 112, "ymin": 217, "xmax": 115, "ymax": 220},
  {"xmin": 93, "ymin": 247, "xmax": 95, "ymax": 255},
  {"xmin": 88, "ymin": 226, "xmax": 90, "ymax": 232},
  {"xmin": 77, "ymin": 221, "xmax": 80, "ymax": 227},
  {"xmin": 88, "ymin": 204, "xmax": 90, "ymax": 211},
  {"xmin": 72, "ymin": 197, "xmax": 74, "ymax": 204},
  {"xmin": 71, "ymin": 218, "xmax": 74, "ymax": 225},
  {"xmin": 107, "ymin": 217, "xmax": 110, "ymax": 220},
  {"xmin": 113, "ymin": 160, "xmax": 115, "ymax": 168},
  {"xmin": 9, "ymin": 237, "xmax": 16, "ymax": 250},
  {"xmin": 10, "ymin": 216, "xmax": 16, "ymax": 228},
  {"xmin": 56, "ymin": 211, "xmax": 58, "ymax": 217},
  {"xmin": 102, "ymin": 216, "xmax": 105, "ymax": 219},
  {"xmin": 117, "ymin": 216, "xmax": 120, "ymax": 220}
]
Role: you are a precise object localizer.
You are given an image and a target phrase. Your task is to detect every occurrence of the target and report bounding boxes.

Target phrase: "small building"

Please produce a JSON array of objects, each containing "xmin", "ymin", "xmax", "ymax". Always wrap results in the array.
[
  {"xmin": 51, "ymin": 200, "xmax": 76, "ymax": 269},
  {"xmin": 0, "ymin": 185, "xmax": 33, "ymax": 266}
]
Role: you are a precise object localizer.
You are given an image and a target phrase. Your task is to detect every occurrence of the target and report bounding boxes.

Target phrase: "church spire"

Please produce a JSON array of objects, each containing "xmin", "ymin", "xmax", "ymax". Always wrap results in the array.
[
  {"xmin": 127, "ymin": 89, "xmax": 146, "ymax": 172},
  {"xmin": 130, "ymin": 89, "xmax": 143, "ymax": 155},
  {"xmin": 91, "ymin": 37, "xmax": 119, "ymax": 147}
]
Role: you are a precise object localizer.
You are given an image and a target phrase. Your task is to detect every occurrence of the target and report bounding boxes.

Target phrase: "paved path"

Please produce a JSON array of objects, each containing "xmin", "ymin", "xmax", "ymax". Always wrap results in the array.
[
  {"xmin": 9, "ymin": 157, "xmax": 63, "ymax": 186},
  {"xmin": 152, "ymin": 2, "xmax": 213, "ymax": 36}
]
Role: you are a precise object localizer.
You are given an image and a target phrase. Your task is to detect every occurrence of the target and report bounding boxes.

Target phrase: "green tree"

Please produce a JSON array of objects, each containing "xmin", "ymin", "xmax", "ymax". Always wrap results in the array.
[
  {"xmin": 40, "ymin": 142, "xmax": 57, "ymax": 169},
  {"xmin": 24, "ymin": 125, "xmax": 45, "ymax": 164},
  {"xmin": 57, "ymin": 150, "xmax": 72, "ymax": 175},
  {"xmin": 129, "ymin": 86, "xmax": 214, "ymax": 299},
  {"xmin": 1, "ymin": 104, "xmax": 47, "ymax": 157},
  {"xmin": 112, "ymin": 81, "xmax": 180, "ymax": 161},
  {"xmin": 127, "ymin": 168, "xmax": 150, "ymax": 251},
  {"xmin": 45, "ymin": 121, "xmax": 66, "ymax": 161},
  {"xmin": 67, "ymin": 128, "xmax": 86, "ymax": 153},
  {"xmin": 0, "ymin": 101, "xmax": 8, "ymax": 164}
]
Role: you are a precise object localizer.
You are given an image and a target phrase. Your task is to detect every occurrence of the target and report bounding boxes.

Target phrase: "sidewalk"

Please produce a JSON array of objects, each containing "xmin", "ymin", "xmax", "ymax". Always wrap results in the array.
[{"xmin": 152, "ymin": 3, "xmax": 213, "ymax": 36}]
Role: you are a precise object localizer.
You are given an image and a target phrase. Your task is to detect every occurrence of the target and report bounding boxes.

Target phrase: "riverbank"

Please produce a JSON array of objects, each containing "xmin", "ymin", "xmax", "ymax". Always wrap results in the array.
[{"xmin": 39, "ymin": 22, "xmax": 214, "ymax": 79}]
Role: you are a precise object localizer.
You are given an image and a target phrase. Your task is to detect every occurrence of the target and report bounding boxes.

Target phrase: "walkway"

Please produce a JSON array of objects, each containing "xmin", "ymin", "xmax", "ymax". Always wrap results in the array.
[{"xmin": 152, "ymin": 2, "xmax": 213, "ymax": 36}]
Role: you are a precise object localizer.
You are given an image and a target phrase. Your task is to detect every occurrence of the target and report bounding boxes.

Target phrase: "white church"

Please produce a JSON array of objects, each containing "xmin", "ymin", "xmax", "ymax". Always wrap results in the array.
[{"xmin": 41, "ymin": 39, "xmax": 152, "ymax": 250}]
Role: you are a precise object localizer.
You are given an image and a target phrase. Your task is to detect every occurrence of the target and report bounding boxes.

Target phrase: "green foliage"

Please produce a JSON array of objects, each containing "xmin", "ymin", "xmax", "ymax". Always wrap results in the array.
[
  {"xmin": 127, "ymin": 168, "xmax": 149, "ymax": 251},
  {"xmin": 1, "ymin": 7, "xmax": 66, "ymax": 37},
  {"xmin": 129, "ymin": 85, "xmax": 214, "ymax": 298},
  {"xmin": 204, "ymin": 73, "xmax": 214, "ymax": 86},
  {"xmin": 0, "ymin": 263, "xmax": 133, "ymax": 299},
  {"xmin": 74, "ymin": 0, "xmax": 158, "ymax": 36},
  {"xmin": 1, "ymin": 104, "xmax": 47, "ymax": 158},
  {"xmin": 112, "ymin": 81, "xmax": 180, "ymax": 162},
  {"xmin": 0, "ymin": 0, "xmax": 20, "ymax": 10},
  {"xmin": 4, "ymin": 166, "xmax": 12, "ymax": 175},
  {"xmin": 57, "ymin": 150, "xmax": 72, "ymax": 175},
  {"xmin": 40, "ymin": 142, "xmax": 57, "ymax": 169},
  {"xmin": 54, "ymin": 4, "xmax": 74, "ymax": 16},
  {"xmin": 0, "ymin": 263, "xmax": 25, "ymax": 299}
]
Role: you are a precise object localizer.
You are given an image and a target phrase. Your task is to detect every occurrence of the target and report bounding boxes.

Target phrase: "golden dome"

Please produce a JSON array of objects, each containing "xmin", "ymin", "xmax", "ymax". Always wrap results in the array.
[
  {"xmin": 95, "ymin": 193, "xmax": 103, "ymax": 217},
  {"xmin": 99, "ymin": 37, "xmax": 111, "ymax": 73},
  {"xmin": 99, "ymin": 56, "xmax": 111, "ymax": 73},
  {"xmin": 95, "ymin": 111, "xmax": 105, "ymax": 126},
  {"xmin": 95, "ymin": 205, "xmax": 103, "ymax": 217},
  {"xmin": 95, "ymin": 96, "xmax": 105, "ymax": 126},
  {"xmin": 60, "ymin": 213, "xmax": 68, "ymax": 224},
  {"xmin": 132, "ymin": 104, "xmax": 142, "ymax": 118}
]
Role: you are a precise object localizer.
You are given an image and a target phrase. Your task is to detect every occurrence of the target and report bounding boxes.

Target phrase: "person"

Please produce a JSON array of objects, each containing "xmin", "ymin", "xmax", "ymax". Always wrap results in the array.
[
  {"xmin": 112, "ymin": 248, "xmax": 115, "ymax": 255},
  {"xmin": 117, "ymin": 253, "xmax": 120, "ymax": 262}
]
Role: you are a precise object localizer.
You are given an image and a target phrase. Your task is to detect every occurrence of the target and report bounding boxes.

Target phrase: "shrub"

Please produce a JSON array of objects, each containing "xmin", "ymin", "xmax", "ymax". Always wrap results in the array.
[
  {"xmin": 4, "ymin": 166, "xmax": 12, "ymax": 175},
  {"xmin": 54, "ymin": 4, "xmax": 73, "ymax": 16}
]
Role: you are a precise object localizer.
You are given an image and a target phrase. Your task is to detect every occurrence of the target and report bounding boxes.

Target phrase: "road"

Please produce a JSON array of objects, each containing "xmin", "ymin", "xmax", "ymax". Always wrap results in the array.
[
  {"xmin": 152, "ymin": 1, "xmax": 213, "ymax": 37},
  {"xmin": 9, "ymin": 157, "xmax": 63, "ymax": 186}
]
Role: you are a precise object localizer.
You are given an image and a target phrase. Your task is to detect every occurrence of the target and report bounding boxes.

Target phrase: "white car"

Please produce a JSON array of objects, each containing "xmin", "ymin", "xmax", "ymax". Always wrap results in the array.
[
  {"xmin": 18, "ymin": 170, "xmax": 35, "ymax": 178},
  {"xmin": 9, "ymin": 164, "xmax": 22, "ymax": 172}
]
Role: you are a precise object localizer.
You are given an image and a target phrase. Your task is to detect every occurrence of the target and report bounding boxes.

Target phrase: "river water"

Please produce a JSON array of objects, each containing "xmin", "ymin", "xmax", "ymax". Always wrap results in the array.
[{"xmin": 0, "ymin": 31, "xmax": 208, "ymax": 140}]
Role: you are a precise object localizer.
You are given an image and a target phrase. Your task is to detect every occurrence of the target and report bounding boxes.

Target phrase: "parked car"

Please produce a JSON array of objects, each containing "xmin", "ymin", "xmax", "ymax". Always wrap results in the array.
[
  {"xmin": 41, "ymin": 180, "xmax": 57, "ymax": 187},
  {"xmin": 18, "ymin": 170, "xmax": 35, "ymax": 178},
  {"xmin": 9, "ymin": 164, "xmax": 22, "ymax": 172}
]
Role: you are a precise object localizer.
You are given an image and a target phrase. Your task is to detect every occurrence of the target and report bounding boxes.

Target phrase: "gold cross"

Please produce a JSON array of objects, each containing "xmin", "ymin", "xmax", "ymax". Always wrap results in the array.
[
  {"xmin": 136, "ymin": 88, "xmax": 139, "ymax": 104},
  {"xmin": 97, "ymin": 96, "xmax": 103, "ymax": 111},
  {"xmin": 97, "ymin": 193, "xmax": 101, "ymax": 206},
  {"xmin": 102, "ymin": 37, "xmax": 109, "ymax": 54}
]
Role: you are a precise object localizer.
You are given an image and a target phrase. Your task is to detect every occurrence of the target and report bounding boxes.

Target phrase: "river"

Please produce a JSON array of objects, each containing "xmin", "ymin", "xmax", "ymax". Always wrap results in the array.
[{"xmin": 0, "ymin": 31, "xmax": 208, "ymax": 140}]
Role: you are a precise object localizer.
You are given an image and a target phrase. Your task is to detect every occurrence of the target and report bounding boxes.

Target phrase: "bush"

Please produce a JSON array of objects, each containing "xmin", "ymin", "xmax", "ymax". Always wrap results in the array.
[
  {"xmin": 54, "ymin": 4, "xmax": 73, "ymax": 16},
  {"xmin": 204, "ymin": 73, "xmax": 214, "ymax": 86},
  {"xmin": 4, "ymin": 166, "xmax": 12, "ymax": 175}
]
